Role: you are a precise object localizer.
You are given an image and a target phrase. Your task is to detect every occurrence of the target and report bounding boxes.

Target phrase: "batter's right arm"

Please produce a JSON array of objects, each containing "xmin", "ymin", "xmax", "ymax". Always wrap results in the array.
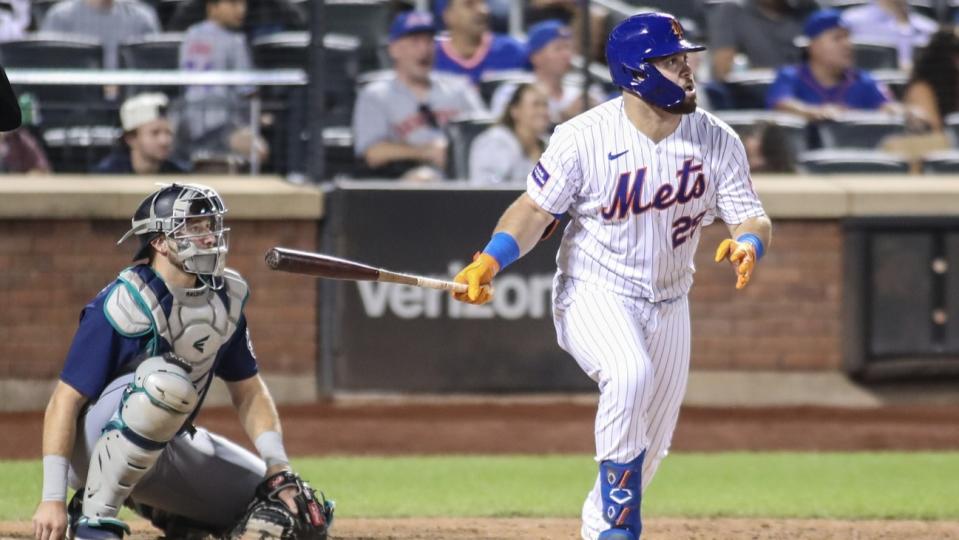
[
  {"xmin": 452, "ymin": 193, "xmax": 556, "ymax": 304},
  {"xmin": 33, "ymin": 381, "xmax": 87, "ymax": 540}
]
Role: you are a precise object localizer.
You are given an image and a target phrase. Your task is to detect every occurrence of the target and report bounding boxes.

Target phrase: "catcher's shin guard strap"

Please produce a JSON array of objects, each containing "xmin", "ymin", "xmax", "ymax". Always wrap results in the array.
[{"xmin": 599, "ymin": 451, "xmax": 645, "ymax": 537}]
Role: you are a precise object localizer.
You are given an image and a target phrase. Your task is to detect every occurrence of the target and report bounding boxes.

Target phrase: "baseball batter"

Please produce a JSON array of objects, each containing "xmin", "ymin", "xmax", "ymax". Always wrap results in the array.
[
  {"xmin": 452, "ymin": 13, "xmax": 772, "ymax": 540},
  {"xmin": 31, "ymin": 183, "xmax": 332, "ymax": 540}
]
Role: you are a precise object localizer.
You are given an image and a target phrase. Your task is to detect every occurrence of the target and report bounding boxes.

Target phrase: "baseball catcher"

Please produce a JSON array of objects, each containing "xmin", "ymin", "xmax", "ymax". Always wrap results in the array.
[{"xmin": 31, "ymin": 183, "xmax": 333, "ymax": 540}]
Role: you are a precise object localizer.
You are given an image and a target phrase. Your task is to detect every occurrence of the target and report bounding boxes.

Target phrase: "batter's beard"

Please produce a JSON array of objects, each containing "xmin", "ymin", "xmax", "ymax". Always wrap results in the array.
[{"xmin": 665, "ymin": 94, "xmax": 698, "ymax": 115}]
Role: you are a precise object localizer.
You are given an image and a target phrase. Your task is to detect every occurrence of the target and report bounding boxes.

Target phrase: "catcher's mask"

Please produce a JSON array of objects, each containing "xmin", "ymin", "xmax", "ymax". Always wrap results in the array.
[{"xmin": 118, "ymin": 183, "xmax": 230, "ymax": 290}]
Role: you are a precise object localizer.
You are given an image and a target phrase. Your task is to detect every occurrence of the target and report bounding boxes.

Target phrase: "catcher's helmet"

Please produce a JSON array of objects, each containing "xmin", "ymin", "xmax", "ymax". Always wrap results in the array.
[
  {"xmin": 118, "ymin": 183, "xmax": 229, "ymax": 289},
  {"xmin": 606, "ymin": 12, "xmax": 705, "ymax": 109}
]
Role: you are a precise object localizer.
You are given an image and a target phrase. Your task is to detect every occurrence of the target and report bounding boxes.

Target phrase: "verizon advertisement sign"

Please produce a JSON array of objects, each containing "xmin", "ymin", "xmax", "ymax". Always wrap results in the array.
[{"xmin": 319, "ymin": 183, "xmax": 593, "ymax": 393}]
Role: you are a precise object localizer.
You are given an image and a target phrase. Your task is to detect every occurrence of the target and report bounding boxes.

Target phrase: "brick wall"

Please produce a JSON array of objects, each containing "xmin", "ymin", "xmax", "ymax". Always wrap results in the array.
[
  {"xmin": 0, "ymin": 218, "xmax": 843, "ymax": 383},
  {"xmin": 690, "ymin": 220, "xmax": 842, "ymax": 371},
  {"xmin": 0, "ymin": 219, "xmax": 318, "ymax": 379}
]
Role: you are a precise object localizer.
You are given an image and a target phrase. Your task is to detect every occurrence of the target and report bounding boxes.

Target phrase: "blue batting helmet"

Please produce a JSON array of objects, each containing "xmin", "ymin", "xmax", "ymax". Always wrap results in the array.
[{"xmin": 606, "ymin": 13, "xmax": 705, "ymax": 109}]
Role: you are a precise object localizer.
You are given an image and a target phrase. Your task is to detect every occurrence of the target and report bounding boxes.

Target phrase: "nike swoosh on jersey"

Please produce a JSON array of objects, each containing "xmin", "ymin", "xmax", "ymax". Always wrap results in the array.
[{"xmin": 608, "ymin": 150, "xmax": 629, "ymax": 160}]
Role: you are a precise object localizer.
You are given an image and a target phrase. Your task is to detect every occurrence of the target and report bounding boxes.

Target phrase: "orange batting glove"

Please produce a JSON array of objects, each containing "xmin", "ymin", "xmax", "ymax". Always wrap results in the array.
[
  {"xmin": 452, "ymin": 252, "xmax": 498, "ymax": 304},
  {"xmin": 714, "ymin": 238, "xmax": 758, "ymax": 290}
]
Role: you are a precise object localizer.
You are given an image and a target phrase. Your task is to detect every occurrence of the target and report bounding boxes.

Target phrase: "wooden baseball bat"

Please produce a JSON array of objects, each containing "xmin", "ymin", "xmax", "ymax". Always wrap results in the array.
[{"xmin": 265, "ymin": 247, "xmax": 468, "ymax": 294}]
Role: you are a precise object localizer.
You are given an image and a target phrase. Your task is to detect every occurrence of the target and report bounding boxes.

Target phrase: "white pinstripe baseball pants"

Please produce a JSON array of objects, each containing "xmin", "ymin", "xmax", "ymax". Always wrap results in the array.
[{"xmin": 553, "ymin": 275, "xmax": 691, "ymax": 540}]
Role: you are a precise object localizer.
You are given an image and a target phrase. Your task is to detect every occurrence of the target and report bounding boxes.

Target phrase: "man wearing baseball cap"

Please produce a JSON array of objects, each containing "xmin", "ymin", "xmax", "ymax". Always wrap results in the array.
[
  {"xmin": 766, "ymin": 8, "xmax": 898, "ymax": 121},
  {"xmin": 94, "ymin": 93, "xmax": 189, "ymax": 174},
  {"xmin": 352, "ymin": 10, "xmax": 485, "ymax": 180},
  {"xmin": 432, "ymin": 0, "xmax": 526, "ymax": 85},
  {"xmin": 490, "ymin": 19, "xmax": 602, "ymax": 123}
]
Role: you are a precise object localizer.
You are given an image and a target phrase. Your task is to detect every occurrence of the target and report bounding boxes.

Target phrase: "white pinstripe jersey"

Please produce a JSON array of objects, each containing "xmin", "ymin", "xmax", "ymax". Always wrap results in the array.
[{"xmin": 526, "ymin": 97, "xmax": 766, "ymax": 301}]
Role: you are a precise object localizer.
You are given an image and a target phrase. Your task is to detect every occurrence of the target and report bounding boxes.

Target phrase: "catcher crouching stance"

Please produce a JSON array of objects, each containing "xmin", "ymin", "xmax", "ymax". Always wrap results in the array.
[{"xmin": 31, "ymin": 183, "xmax": 333, "ymax": 540}]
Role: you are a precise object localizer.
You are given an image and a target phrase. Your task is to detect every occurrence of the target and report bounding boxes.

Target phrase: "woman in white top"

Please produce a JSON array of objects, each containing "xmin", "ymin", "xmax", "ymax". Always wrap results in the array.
[{"xmin": 469, "ymin": 83, "xmax": 550, "ymax": 184}]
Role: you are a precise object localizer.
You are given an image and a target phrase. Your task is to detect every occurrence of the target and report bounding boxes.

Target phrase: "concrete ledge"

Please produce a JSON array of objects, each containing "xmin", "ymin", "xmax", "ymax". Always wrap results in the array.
[
  {"xmin": 0, "ymin": 176, "xmax": 324, "ymax": 219},
  {"xmin": 0, "ymin": 373, "xmax": 319, "ymax": 412},
  {"xmin": 5, "ymin": 370, "xmax": 959, "ymax": 411}
]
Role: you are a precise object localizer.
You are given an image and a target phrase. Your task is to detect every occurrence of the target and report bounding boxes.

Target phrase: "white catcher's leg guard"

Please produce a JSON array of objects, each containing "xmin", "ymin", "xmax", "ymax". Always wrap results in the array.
[{"xmin": 82, "ymin": 355, "xmax": 199, "ymax": 522}]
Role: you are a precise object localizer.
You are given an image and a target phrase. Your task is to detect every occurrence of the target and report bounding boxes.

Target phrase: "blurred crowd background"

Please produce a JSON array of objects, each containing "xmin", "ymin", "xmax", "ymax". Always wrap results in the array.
[{"xmin": 2, "ymin": 0, "xmax": 959, "ymax": 181}]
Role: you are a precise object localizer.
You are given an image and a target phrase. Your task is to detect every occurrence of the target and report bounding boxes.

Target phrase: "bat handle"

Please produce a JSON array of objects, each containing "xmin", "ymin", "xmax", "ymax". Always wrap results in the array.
[{"xmin": 416, "ymin": 276, "xmax": 468, "ymax": 294}]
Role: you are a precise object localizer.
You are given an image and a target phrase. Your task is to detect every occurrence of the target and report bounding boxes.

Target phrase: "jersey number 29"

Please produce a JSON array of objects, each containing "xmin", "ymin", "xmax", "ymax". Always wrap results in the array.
[{"xmin": 671, "ymin": 210, "xmax": 707, "ymax": 248}]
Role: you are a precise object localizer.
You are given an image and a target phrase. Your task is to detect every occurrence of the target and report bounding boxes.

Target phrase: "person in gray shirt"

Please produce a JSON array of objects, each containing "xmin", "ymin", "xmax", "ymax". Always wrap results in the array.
[
  {"xmin": 175, "ymin": 0, "xmax": 267, "ymax": 169},
  {"xmin": 707, "ymin": 0, "xmax": 817, "ymax": 82},
  {"xmin": 352, "ymin": 10, "xmax": 485, "ymax": 181},
  {"xmin": 40, "ymin": 0, "xmax": 160, "ymax": 69}
]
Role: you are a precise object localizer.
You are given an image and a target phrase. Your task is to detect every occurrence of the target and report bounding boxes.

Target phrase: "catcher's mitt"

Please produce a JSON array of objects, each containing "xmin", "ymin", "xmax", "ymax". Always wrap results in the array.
[{"xmin": 230, "ymin": 470, "xmax": 334, "ymax": 540}]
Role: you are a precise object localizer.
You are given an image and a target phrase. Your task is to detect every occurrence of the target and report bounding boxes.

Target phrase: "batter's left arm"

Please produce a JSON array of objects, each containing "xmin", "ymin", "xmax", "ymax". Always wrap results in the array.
[{"xmin": 715, "ymin": 214, "xmax": 773, "ymax": 290}]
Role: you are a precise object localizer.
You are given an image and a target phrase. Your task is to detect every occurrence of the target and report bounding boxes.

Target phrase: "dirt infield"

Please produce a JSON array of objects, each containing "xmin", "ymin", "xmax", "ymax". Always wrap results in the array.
[
  {"xmin": 4, "ymin": 517, "xmax": 959, "ymax": 540},
  {"xmin": 2, "ymin": 401, "xmax": 958, "ymax": 459},
  {"xmin": 5, "ymin": 401, "xmax": 959, "ymax": 539}
]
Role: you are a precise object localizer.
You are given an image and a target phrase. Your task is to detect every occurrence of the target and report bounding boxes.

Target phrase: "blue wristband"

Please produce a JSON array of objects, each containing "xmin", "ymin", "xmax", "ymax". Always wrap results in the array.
[
  {"xmin": 736, "ymin": 233, "xmax": 765, "ymax": 260},
  {"xmin": 483, "ymin": 232, "xmax": 520, "ymax": 270}
]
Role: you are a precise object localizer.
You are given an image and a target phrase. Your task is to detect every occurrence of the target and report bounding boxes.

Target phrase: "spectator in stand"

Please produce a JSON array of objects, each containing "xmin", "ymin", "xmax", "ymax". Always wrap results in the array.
[
  {"xmin": 0, "ymin": 0, "xmax": 30, "ymax": 42},
  {"xmin": 742, "ymin": 121, "xmax": 797, "ymax": 174},
  {"xmin": 176, "ymin": 0, "xmax": 268, "ymax": 169},
  {"xmin": 433, "ymin": 0, "xmax": 527, "ymax": 85},
  {"xmin": 707, "ymin": 0, "xmax": 816, "ymax": 82},
  {"xmin": 168, "ymin": 0, "xmax": 306, "ymax": 41},
  {"xmin": 490, "ymin": 20, "xmax": 602, "ymax": 123},
  {"xmin": 841, "ymin": 0, "xmax": 937, "ymax": 71},
  {"xmin": 40, "ymin": 0, "xmax": 159, "ymax": 69},
  {"xmin": 469, "ymin": 83, "xmax": 549, "ymax": 184},
  {"xmin": 1, "ymin": 92, "xmax": 51, "ymax": 174},
  {"xmin": 353, "ymin": 10, "xmax": 485, "ymax": 181},
  {"xmin": 95, "ymin": 93, "xmax": 189, "ymax": 174},
  {"xmin": 903, "ymin": 29, "xmax": 959, "ymax": 133},
  {"xmin": 766, "ymin": 9, "xmax": 899, "ymax": 121}
]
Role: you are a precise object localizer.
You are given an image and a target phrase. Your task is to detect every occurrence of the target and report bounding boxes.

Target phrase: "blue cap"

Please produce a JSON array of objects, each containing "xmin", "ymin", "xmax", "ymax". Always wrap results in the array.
[
  {"xmin": 389, "ymin": 11, "xmax": 436, "ymax": 43},
  {"xmin": 803, "ymin": 9, "xmax": 849, "ymax": 39},
  {"xmin": 526, "ymin": 20, "xmax": 572, "ymax": 56}
]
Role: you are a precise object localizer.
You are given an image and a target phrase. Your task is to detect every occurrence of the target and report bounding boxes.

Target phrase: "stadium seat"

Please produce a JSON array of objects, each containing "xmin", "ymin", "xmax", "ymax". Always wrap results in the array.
[
  {"xmin": 119, "ymin": 33, "xmax": 183, "ymax": 70},
  {"xmin": 722, "ymin": 69, "xmax": 775, "ymax": 110},
  {"xmin": 325, "ymin": 0, "xmax": 392, "ymax": 72},
  {"xmin": 322, "ymin": 126, "xmax": 357, "ymax": 179},
  {"xmin": 447, "ymin": 114, "xmax": 496, "ymax": 180},
  {"xmin": 479, "ymin": 70, "xmax": 535, "ymax": 108},
  {"xmin": 815, "ymin": 111, "xmax": 905, "ymax": 149},
  {"xmin": 156, "ymin": 0, "xmax": 185, "ymax": 29},
  {"xmin": 42, "ymin": 126, "xmax": 122, "ymax": 173},
  {"xmin": 799, "ymin": 149, "xmax": 909, "ymax": 174},
  {"xmin": 614, "ymin": 0, "xmax": 706, "ymax": 32},
  {"xmin": 852, "ymin": 40, "xmax": 899, "ymax": 70},
  {"xmin": 30, "ymin": 0, "xmax": 60, "ymax": 25},
  {"xmin": 252, "ymin": 32, "xmax": 360, "ymax": 127},
  {"xmin": 921, "ymin": 150, "xmax": 959, "ymax": 174},
  {"xmin": 716, "ymin": 110, "xmax": 808, "ymax": 157},
  {"xmin": 0, "ymin": 34, "xmax": 111, "ymax": 127},
  {"xmin": 872, "ymin": 69, "xmax": 909, "ymax": 100}
]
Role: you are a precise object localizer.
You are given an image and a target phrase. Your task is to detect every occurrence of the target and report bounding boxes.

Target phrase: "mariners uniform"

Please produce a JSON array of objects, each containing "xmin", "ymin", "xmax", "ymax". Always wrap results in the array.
[
  {"xmin": 49, "ymin": 184, "xmax": 293, "ymax": 539},
  {"xmin": 453, "ymin": 12, "xmax": 770, "ymax": 540}
]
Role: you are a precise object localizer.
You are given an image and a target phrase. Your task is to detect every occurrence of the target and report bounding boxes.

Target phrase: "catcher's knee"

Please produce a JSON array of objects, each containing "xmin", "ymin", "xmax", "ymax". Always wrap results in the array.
[
  {"xmin": 123, "ymin": 354, "xmax": 198, "ymax": 442},
  {"xmin": 81, "ymin": 356, "xmax": 198, "ymax": 520}
]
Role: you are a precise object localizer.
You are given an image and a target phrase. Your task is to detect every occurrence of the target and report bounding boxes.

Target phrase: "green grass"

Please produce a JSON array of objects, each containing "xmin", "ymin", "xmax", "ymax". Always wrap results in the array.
[{"xmin": 3, "ymin": 453, "xmax": 959, "ymax": 522}]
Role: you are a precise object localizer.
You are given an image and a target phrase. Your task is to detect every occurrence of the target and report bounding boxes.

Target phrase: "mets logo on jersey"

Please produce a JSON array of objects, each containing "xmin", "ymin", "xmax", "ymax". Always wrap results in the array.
[
  {"xmin": 670, "ymin": 19, "xmax": 684, "ymax": 40},
  {"xmin": 601, "ymin": 159, "xmax": 706, "ymax": 221},
  {"xmin": 532, "ymin": 161, "xmax": 551, "ymax": 187}
]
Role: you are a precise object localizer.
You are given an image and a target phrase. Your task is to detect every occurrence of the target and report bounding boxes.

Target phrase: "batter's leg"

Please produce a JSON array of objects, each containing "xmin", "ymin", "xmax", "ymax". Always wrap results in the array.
[
  {"xmin": 554, "ymin": 280, "xmax": 654, "ymax": 540},
  {"xmin": 639, "ymin": 297, "xmax": 691, "ymax": 490}
]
